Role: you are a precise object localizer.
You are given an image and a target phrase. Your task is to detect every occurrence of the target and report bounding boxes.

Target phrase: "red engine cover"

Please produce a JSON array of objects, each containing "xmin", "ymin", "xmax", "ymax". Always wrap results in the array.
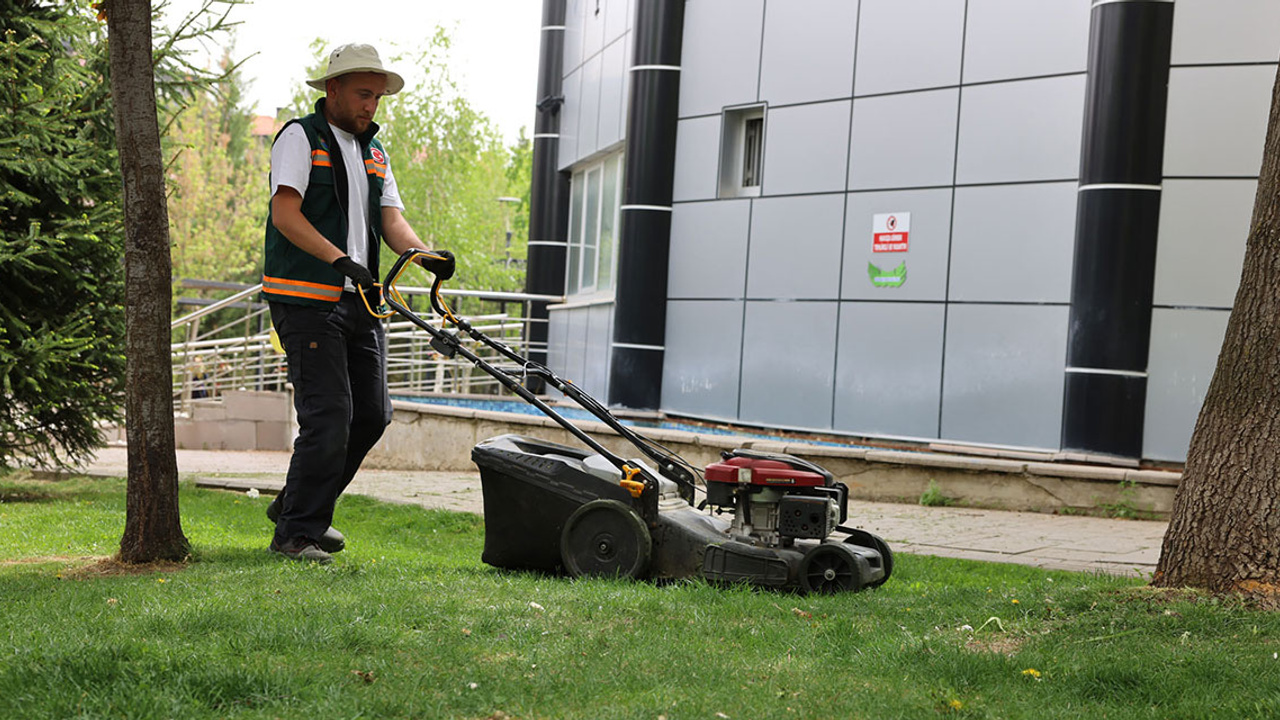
[{"xmin": 704, "ymin": 456, "xmax": 827, "ymax": 487}]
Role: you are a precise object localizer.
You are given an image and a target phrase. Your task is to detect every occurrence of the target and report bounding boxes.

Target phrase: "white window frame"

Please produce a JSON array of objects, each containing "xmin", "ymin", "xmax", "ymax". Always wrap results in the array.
[
  {"xmin": 719, "ymin": 103, "xmax": 766, "ymax": 199},
  {"xmin": 565, "ymin": 151, "xmax": 624, "ymax": 297}
]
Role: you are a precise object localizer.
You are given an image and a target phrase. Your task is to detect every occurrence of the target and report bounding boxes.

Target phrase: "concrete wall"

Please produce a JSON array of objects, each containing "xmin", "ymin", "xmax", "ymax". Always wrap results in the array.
[
  {"xmin": 366, "ymin": 401, "xmax": 1181, "ymax": 516},
  {"xmin": 171, "ymin": 390, "xmax": 294, "ymax": 451}
]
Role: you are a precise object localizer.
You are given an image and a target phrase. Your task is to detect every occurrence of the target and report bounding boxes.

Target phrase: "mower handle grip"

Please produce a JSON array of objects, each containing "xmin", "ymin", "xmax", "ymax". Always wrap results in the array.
[
  {"xmin": 385, "ymin": 248, "xmax": 453, "ymax": 318},
  {"xmin": 384, "ymin": 248, "xmax": 430, "ymax": 286},
  {"xmin": 430, "ymin": 276, "xmax": 448, "ymax": 318}
]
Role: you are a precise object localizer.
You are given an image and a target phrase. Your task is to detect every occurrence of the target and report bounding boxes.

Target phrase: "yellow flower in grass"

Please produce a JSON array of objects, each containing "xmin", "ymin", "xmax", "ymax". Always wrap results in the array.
[
  {"xmin": 1021, "ymin": 668, "xmax": 1041, "ymax": 679},
  {"xmin": 948, "ymin": 698, "xmax": 964, "ymax": 711}
]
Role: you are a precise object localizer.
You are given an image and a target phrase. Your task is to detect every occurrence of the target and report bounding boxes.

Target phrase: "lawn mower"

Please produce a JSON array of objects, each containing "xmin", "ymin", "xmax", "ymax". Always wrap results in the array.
[{"xmin": 378, "ymin": 249, "xmax": 892, "ymax": 594}]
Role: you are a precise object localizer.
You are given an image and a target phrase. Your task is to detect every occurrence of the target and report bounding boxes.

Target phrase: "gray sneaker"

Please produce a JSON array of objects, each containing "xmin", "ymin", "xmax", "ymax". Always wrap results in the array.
[
  {"xmin": 266, "ymin": 495, "xmax": 346, "ymax": 553},
  {"xmin": 269, "ymin": 537, "xmax": 334, "ymax": 564}
]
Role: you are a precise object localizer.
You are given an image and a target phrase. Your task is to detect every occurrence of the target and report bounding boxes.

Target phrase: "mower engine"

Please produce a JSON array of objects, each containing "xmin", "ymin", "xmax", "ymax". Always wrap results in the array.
[{"xmin": 703, "ymin": 449, "xmax": 846, "ymax": 547}]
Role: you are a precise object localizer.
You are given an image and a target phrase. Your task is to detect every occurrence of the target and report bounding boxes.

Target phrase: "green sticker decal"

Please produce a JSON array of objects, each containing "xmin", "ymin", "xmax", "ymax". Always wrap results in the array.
[{"xmin": 867, "ymin": 261, "xmax": 907, "ymax": 288}]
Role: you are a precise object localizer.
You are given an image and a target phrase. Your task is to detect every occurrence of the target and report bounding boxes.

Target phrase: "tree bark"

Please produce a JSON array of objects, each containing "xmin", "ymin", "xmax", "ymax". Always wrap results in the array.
[
  {"xmin": 1153, "ymin": 62, "xmax": 1280, "ymax": 597},
  {"xmin": 106, "ymin": 0, "xmax": 189, "ymax": 563}
]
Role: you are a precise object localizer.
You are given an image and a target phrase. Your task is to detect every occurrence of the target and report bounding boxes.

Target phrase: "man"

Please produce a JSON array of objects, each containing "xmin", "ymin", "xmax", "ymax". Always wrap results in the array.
[{"xmin": 261, "ymin": 43, "xmax": 453, "ymax": 563}]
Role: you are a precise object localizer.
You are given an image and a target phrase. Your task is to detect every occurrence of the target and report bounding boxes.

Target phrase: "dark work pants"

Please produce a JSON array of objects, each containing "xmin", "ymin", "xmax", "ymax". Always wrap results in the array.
[{"xmin": 269, "ymin": 293, "xmax": 392, "ymax": 545}]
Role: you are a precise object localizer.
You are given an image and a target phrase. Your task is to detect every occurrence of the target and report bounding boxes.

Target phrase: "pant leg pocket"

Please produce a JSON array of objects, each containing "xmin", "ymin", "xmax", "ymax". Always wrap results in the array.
[{"xmin": 276, "ymin": 304, "xmax": 349, "ymax": 406}]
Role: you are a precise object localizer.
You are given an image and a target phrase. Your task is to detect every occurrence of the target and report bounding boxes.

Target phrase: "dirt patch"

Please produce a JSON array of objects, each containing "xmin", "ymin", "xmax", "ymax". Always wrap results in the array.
[
  {"xmin": 1113, "ymin": 585, "xmax": 1280, "ymax": 611},
  {"xmin": 63, "ymin": 556, "xmax": 188, "ymax": 579},
  {"xmin": 0, "ymin": 490, "xmax": 57, "ymax": 503},
  {"xmin": 1116, "ymin": 585, "xmax": 1217, "ymax": 606},
  {"xmin": 0, "ymin": 474, "xmax": 114, "ymax": 503},
  {"xmin": 964, "ymin": 635, "xmax": 1026, "ymax": 656},
  {"xmin": 0, "ymin": 555, "xmax": 106, "ymax": 568},
  {"xmin": 0, "ymin": 473, "xmax": 62, "ymax": 502}
]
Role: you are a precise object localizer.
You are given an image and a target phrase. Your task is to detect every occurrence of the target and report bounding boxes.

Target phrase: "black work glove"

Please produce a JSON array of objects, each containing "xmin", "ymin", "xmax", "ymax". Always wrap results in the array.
[
  {"xmin": 332, "ymin": 256, "xmax": 375, "ymax": 290},
  {"xmin": 418, "ymin": 249, "xmax": 455, "ymax": 280}
]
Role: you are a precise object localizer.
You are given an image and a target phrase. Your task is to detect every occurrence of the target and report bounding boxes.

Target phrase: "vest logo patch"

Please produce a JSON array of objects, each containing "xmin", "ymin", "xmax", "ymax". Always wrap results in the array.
[{"xmin": 371, "ymin": 148, "xmax": 385, "ymax": 164}]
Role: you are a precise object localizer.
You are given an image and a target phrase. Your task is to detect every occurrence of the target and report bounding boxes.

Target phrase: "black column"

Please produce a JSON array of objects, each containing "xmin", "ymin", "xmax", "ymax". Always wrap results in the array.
[
  {"xmin": 524, "ymin": 0, "xmax": 570, "ymax": 392},
  {"xmin": 1062, "ymin": 0, "xmax": 1174, "ymax": 458},
  {"xmin": 607, "ymin": 0, "xmax": 685, "ymax": 409}
]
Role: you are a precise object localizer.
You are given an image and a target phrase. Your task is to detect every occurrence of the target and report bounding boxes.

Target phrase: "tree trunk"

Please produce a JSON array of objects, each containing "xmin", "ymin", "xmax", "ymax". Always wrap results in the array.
[
  {"xmin": 106, "ymin": 0, "xmax": 190, "ymax": 563},
  {"xmin": 1153, "ymin": 62, "xmax": 1280, "ymax": 597}
]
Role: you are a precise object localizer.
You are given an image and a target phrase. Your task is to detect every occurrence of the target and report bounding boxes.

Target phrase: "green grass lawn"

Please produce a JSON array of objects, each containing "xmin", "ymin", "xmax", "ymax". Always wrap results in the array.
[{"xmin": 2, "ymin": 473, "xmax": 1279, "ymax": 720}]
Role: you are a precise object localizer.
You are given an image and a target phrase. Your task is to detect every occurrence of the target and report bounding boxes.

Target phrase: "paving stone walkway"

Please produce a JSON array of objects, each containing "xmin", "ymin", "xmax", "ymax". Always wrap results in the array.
[{"xmin": 84, "ymin": 447, "xmax": 1168, "ymax": 577}]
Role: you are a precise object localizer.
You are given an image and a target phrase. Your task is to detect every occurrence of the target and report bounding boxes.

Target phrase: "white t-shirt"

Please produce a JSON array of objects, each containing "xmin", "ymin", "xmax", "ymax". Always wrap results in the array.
[{"xmin": 270, "ymin": 123, "xmax": 405, "ymax": 290}]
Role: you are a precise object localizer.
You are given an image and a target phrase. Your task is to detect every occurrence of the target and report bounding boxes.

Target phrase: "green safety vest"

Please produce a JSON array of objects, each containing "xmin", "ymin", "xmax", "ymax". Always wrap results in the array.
[{"xmin": 261, "ymin": 98, "xmax": 389, "ymax": 306}]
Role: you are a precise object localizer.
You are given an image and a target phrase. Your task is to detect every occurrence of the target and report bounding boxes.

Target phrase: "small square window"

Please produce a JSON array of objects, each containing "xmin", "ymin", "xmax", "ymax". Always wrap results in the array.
[{"xmin": 719, "ymin": 104, "xmax": 766, "ymax": 198}]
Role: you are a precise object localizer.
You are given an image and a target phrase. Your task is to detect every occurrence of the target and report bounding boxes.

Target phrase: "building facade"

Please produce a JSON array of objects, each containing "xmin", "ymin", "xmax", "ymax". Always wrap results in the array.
[{"xmin": 528, "ymin": 0, "xmax": 1280, "ymax": 462}]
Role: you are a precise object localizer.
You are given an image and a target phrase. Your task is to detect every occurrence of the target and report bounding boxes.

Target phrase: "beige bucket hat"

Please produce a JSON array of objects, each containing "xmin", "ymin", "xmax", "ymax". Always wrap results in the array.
[{"xmin": 306, "ymin": 43, "xmax": 405, "ymax": 95}]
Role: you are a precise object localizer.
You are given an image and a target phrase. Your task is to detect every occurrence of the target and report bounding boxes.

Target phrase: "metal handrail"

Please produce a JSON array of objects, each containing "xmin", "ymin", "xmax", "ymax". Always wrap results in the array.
[
  {"xmin": 172, "ymin": 283, "xmax": 563, "ymax": 327},
  {"xmin": 171, "ymin": 284, "xmax": 262, "ymax": 329},
  {"xmin": 170, "ymin": 280, "xmax": 564, "ymax": 410},
  {"xmin": 392, "ymin": 285, "xmax": 565, "ymax": 303}
]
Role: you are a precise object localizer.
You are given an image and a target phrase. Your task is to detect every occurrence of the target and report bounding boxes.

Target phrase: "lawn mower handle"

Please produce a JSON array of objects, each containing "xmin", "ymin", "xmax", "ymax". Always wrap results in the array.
[
  {"xmin": 385, "ymin": 246, "xmax": 428, "ymax": 281},
  {"xmin": 383, "ymin": 248, "xmax": 456, "ymax": 320},
  {"xmin": 381, "ymin": 248, "xmax": 699, "ymax": 502}
]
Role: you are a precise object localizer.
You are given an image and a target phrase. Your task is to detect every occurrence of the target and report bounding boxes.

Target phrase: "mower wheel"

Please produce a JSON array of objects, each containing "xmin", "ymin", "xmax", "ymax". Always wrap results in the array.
[
  {"xmin": 841, "ymin": 529, "xmax": 894, "ymax": 588},
  {"xmin": 560, "ymin": 499, "xmax": 652, "ymax": 579},
  {"xmin": 799, "ymin": 543, "xmax": 864, "ymax": 594}
]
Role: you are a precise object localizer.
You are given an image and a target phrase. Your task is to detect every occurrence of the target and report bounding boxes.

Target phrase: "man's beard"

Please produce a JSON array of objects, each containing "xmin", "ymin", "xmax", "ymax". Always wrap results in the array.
[{"xmin": 330, "ymin": 105, "xmax": 368, "ymax": 135}]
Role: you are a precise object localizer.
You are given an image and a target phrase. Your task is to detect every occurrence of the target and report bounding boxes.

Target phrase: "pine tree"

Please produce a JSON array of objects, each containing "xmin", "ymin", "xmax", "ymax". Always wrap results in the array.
[{"xmin": 0, "ymin": 0, "xmax": 126, "ymax": 469}]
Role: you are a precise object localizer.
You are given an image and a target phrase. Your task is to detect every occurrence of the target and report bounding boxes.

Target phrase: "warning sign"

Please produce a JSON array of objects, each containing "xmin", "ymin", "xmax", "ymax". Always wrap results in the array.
[{"xmin": 872, "ymin": 212, "xmax": 910, "ymax": 253}]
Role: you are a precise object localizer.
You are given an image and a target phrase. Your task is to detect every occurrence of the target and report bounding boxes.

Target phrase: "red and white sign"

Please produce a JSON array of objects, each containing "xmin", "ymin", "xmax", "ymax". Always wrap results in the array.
[{"xmin": 872, "ymin": 212, "xmax": 910, "ymax": 253}]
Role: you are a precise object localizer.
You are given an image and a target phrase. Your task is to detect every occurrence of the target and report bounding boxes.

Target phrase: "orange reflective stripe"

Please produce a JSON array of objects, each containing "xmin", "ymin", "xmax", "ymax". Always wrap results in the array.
[
  {"xmin": 262, "ymin": 286, "xmax": 340, "ymax": 302},
  {"xmin": 312, "ymin": 149, "xmax": 332, "ymax": 168},
  {"xmin": 262, "ymin": 275, "xmax": 343, "ymax": 303},
  {"xmin": 262, "ymin": 275, "xmax": 343, "ymax": 293}
]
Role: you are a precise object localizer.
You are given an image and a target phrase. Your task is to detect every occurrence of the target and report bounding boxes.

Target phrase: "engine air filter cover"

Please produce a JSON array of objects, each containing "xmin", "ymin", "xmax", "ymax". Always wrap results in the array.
[{"xmin": 704, "ymin": 455, "xmax": 828, "ymax": 487}]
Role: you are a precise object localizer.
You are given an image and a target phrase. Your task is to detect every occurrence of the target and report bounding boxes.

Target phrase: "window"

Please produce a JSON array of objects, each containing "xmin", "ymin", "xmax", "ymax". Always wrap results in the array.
[
  {"xmin": 720, "ymin": 104, "xmax": 766, "ymax": 198},
  {"xmin": 742, "ymin": 116, "xmax": 763, "ymax": 187},
  {"xmin": 566, "ymin": 152, "xmax": 623, "ymax": 296}
]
